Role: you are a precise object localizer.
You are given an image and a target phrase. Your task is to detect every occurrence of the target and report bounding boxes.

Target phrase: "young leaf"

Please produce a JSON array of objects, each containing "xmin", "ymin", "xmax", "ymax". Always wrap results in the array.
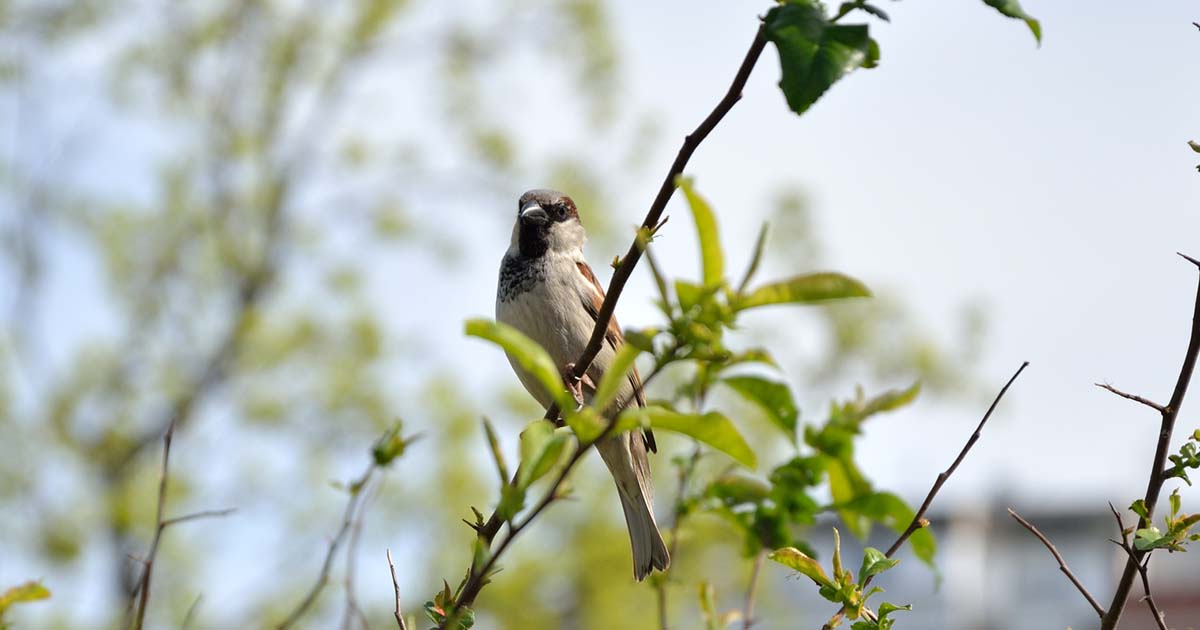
[
  {"xmin": 1134, "ymin": 527, "xmax": 1166, "ymax": 551},
  {"xmin": 698, "ymin": 582, "xmax": 719, "ymax": 630},
  {"xmin": 737, "ymin": 272, "xmax": 870, "ymax": 310},
  {"xmin": 859, "ymin": 382, "xmax": 921, "ymax": 419},
  {"xmin": 768, "ymin": 547, "xmax": 833, "ymax": 587},
  {"xmin": 981, "ymin": 0, "xmax": 1042, "ymax": 44},
  {"xmin": 722, "ymin": 375, "xmax": 800, "ymax": 441},
  {"xmin": 858, "ymin": 547, "xmax": 900, "ymax": 582},
  {"xmin": 465, "ymin": 319, "xmax": 570, "ymax": 409},
  {"xmin": 737, "ymin": 223, "xmax": 770, "ymax": 295},
  {"xmin": 481, "ymin": 417, "xmax": 509, "ymax": 484},
  {"xmin": 764, "ymin": 2, "xmax": 873, "ymax": 116},
  {"xmin": 593, "ymin": 344, "xmax": 642, "ymax": 410},
  {"xmin": 619, "ymin": 406, "xmax": 757, "ymax": 468},
  {"xmin": 1130, "ymin": 499, "xmax": 1150, "ymax": 521},
  {"xmin": 678, "ymin": 177, "xmax": 724, "ymax": 287},
  {"xmin": 516, "ymin": 420, "xmax": 573, "ymax": 489},
  {"xmin": 0, "ymin": 581, "xmax": 51, "ymax": 616}
]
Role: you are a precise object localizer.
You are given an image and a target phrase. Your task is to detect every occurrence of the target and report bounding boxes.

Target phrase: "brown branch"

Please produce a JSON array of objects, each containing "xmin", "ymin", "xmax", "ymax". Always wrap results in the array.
[
  {"xmin": 387, "ymin": 549, "xmax": 408, "ymax": 630},
  {"xmin": 824, "ymin": 361, "xmax": 1028, "ymax": 629},
  {"xmin": 539, "ymin": 20, "xmax": 769, "ymax": 424},
  {"xmin": 1096, "ymin": 383, "xmax": 1166, "ymax": 413},
  {"xmin": 277, "ymin": 464, "xmax": 376, "ymax": 630},
  {"xmin": 1102, "ymin": 254, "xmax": 1200, "ymax": 630},
  {"xmin": 1007, "ymin": 509, "xmax": 1105, "ymax": 618},
  {"xmin": 444, "ymin": 20, "xmax": 770, "ymax": 621},
  {"xmin": 341, "ymin": 482, "xmax": 377, "ymax": 630},
  {"xmin": 880, "ymin": 361, "xmax": 1028, "ymax": 561},
  {"xmin": 130, "ymin": 422, "xmax": 235, "ymax": 630},
  {"xmin": 1107, "ymin": 504, "xmax": 1168, "ymax": 630},
  {"xmin": 741, "ymin": 549, "xmax": 767, "ymax": 630}
]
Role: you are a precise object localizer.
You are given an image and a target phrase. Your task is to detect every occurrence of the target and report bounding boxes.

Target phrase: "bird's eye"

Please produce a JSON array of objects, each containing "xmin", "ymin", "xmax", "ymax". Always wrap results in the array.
[{"xmin": 554, "ymin": 204, "xmax": 568, "ymax": 219}]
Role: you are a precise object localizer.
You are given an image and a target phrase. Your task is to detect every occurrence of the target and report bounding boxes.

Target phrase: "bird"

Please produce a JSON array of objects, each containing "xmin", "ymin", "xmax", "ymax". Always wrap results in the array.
[{"xmin": 495, "ymin": 188, "xmax": 670, "ymax": 580}]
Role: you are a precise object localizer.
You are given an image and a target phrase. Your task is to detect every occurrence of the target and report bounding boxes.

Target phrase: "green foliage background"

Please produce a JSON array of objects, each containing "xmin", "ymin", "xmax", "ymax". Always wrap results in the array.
[{"xmin": 0, "ymin": 1, "xmax": 1014, "ymax": 628}]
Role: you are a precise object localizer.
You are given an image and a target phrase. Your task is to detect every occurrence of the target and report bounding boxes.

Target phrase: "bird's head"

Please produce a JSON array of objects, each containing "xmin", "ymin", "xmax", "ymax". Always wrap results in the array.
[{"xmin": 511, "ymin": 188, "xmax": 585, "ymax": 258}]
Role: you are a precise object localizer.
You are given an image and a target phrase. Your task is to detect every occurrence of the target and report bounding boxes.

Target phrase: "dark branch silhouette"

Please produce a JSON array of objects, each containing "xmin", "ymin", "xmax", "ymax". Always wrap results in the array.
[
  {"xmin": 1008, "ymin": 509, "xmax": 1105, "ymax": 618},
  {"xmin": 1102, "ymin": 253, "xmax": 1200, "ymax": 630},
  {"xmin": 825, "ymin": 361, "xmax": 1028, "ymax": 628}
]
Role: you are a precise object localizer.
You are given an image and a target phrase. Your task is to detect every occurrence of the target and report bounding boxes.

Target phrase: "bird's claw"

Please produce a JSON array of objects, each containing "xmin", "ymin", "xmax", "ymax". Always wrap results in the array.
[{"xmin": 562, "ymin": 363, "xmax": 585, "ymax": 408}]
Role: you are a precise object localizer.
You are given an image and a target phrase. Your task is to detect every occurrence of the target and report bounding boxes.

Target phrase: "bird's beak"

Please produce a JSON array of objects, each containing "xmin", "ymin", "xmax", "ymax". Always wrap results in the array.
[{"xmin": 520, "ymin": 204, "xmax": 549, "ymax": 226}]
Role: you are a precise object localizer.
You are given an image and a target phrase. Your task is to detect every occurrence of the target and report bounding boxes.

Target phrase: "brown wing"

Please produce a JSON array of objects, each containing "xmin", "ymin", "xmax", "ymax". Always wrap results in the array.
[{"xmin": 576, "ymin": 260, "xmax": 657, "ymax": 453}]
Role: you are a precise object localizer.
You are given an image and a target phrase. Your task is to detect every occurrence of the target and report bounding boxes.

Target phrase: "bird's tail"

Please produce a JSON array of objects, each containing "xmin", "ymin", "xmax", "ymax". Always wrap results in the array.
[{"xmin": 597, "ymin": 434, "xmax": 670, "ymax": 581}]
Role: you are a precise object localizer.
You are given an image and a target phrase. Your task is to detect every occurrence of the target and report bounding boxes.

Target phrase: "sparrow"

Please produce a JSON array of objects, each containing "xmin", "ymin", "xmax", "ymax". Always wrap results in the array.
[{"xmin": 495, "ymin": 188, "xmax": 670, "ymax": 580}]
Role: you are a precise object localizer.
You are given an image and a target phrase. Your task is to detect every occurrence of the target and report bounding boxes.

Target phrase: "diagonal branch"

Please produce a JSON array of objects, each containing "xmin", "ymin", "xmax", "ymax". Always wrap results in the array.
[
  {"xmin": 277, "ymin": 463, "xmax": 376, "ymax": 630},
  {"xmin": 387, "ymin": 549, "xmax": 409, "ymax": 630},
  {"xmin": 1008, "ymin": 509, "xmax": 1105, "ymax": 618},
  {"xmin": 541, "ymin": 21, "xmax": 770, "ymax": 422},
  {"xmin": 130, "ymin": 421, "xmax": 236, "ymax": 630},
  {"xmin": 1096, "ymin": 383, "xmax": 1166, "ymax": 414},
  {"xmin": 1102, "ymin": 254, "xmax": 1200, "ymax": 630},
  {"xmin": 823, "ymin": 361, "xmax": 1029, "ymax": 629},
  {"xmin": 1107, "ymin": 503, "xmax": 1168, "ymax": 630}
]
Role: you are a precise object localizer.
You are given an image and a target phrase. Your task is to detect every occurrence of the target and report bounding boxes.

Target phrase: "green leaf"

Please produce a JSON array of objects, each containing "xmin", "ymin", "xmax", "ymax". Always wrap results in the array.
[
  {"xmin": 565, "ymin": 406, "xmax": 641, "ymax": 444},
  {"xmin": 516, "ymin": 420, "xmax": 573, "ymax": 489},
  {"xmin": 593, "ymin": 344, "xmax": 642, "ymax": 410},
  {"xmin": 707, "ymin": 472, "xmax": 772, "ymax": 504},
  {"xmin": 481, "ymin": 418, "xmax": 509, "ymax": 484},
  {"xmin": 858, "ymin": 547, "xmax": 899, "ymax": 582},
  {"xmin": 1134, "ymin": 527, "xmax": 1166, "ymax": 551},
  {"xmin": 738, "ymin": 223, "xmax": 770, "ymax": 295},
  {"xmin": 1130, "ymin": 499, "xmax": 1150, "ymax": 521},
  {"xmin": 768, "ymin": 547, "xmax": 833, "ymax": 587},
  {"xmin": 0, "ymin": 581, "xmax": 51, "ymax": 616},
  {"xmin": 737, "ymin": 272, "xmax": 870, "ymax": 310},
  {"xmin": 722, "ymin": 375, "xmax": 800, "ymax": 441},
  {"xmin": 765, "ymin": 2, "xmax": 873, "ymax": 116},
  {"xmin": 619, "ymin": 406, "xmax": 757, "ymax": 468},
  {"xmin": 466, "ymin": 319, "xmax": 569, "ymax": 410},
  {"xmin": 1169, "ymin": 488, "xmax": 1181, "ymax": 517},
  {"xmin": 981, "ymin": 0, "xmax": 1042, "ymax": 44},
  {"xmin": 678, "ymin": 177, "xmax": 724, "ymax": 287},
  {"xmin": 698, "ymin": 582, "xmax": 719, "ymax": 630},
  {"xmin": 1188, "ymin": 140, "xmax": 1200, "ymax": 154},
  {"xmin": 860, "ymin": 382, "xmax": 921, "ymax": 419}
]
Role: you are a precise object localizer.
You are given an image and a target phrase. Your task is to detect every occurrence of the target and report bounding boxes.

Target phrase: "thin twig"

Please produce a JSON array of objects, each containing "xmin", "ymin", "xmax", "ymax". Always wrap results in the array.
[
  {"xmin": 1007, "ymin": 509, "xmax": 1105, "ymax": 618},
  {"xmin": 131, "ymin": 421, "xmax": 177, "ymax": 630},
  {"xmin": 129, "ymin": 422, "xmax": 234, "ymax": 630},
  {"xmin": 341, "ymin": 482, "xmax": 377, "ymax": 630},
  {"xmin": 741, "ymin": 549, "xmax": 767, "ymax": 630},
  {"xmin": 1103, "ymin": 255, "xmax": 1200, "ymax": 630},
  {"xmin": 387, "ymin": 549, "xmax": 408, "ymax": 630},
  {"xmin": 181, "ymin": 594, "xmax": 202, "ymax": 630},
  {"xmin": 824, "ymin": 361, "xmax": 1029, "ymax": 629},
  {"xmin": 445, "ymin": 22, "xmax": 770, "ymax": 621},
  {"xmin": 277, "ymin": 465, "xmax": 376, "ymax": 630},
  {"xmin": 160, "ymin": 508, "xmax": 237, "ymax": 528},
  {"xmin": 1107, "ymin": 504, "xmax": 1168, "ymax": 630},
  {"xmin": 1096, "ymin": 383, "xmax": 1166, "ymax": 413}
]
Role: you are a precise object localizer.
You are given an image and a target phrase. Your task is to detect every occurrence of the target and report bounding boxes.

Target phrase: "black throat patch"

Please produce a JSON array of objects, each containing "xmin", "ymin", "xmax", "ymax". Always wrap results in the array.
[
  {"xmin": 498, "ymin": 253, "xmax": 546, "ymax": 303},
  {"xmin": 518, "ymin": 223, "xmax": 549, "ymax": 259}
]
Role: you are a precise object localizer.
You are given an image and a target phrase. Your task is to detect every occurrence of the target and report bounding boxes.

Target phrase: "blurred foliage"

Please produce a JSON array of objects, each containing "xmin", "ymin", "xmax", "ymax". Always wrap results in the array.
[{"xmin": 0, "ymin": 1, "xmax": 1007, "ymax": 629}]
